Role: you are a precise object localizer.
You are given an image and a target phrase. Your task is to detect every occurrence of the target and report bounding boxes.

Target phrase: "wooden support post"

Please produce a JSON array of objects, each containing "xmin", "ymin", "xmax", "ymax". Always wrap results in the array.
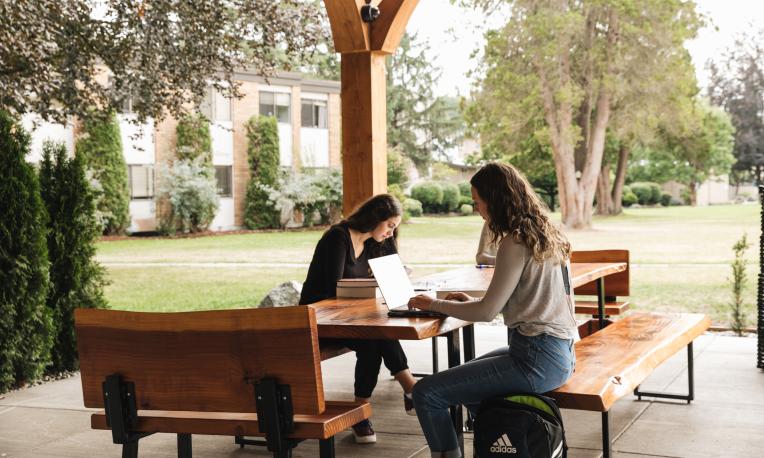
[{"xmin": 340, "ymin": 51, "xmax": 388, "ymax": 213}]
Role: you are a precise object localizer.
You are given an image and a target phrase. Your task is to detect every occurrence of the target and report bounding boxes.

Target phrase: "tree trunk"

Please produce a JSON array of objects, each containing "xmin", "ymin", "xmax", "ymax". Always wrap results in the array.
[
  {"xmin": 689, "ymin": 181, "xmax": 698, "ymax": 206},
  {"xmin": 610, "ymin": 144, "xmax": 630, "ymax": 214},
  {"xmin": 596, "ymin": 164, "xmax": 613, "ymax": 214}
]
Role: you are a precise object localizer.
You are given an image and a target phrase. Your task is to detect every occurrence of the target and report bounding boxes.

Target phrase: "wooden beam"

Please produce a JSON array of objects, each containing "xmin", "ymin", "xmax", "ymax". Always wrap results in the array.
[
  {"xmin": 323, "ymin": 0, "xmax": 370, "ymax": 53},
  {"xmin": 340, "ymin": 52, "xmax": 388, "ymax": 214},
  {"xmin": 370, "ymin": 0, "xmax": 420, "ymax": 53}
]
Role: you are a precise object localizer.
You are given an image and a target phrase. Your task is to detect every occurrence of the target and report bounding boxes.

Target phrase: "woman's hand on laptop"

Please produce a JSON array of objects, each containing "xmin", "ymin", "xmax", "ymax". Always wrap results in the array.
[
  {"xmin": 408, "ymin": 294, "xmax": 434, "ymax": 310},
  {"xmin": 444, "ymin": 292, "xmax": 473, "ymax": 302}
]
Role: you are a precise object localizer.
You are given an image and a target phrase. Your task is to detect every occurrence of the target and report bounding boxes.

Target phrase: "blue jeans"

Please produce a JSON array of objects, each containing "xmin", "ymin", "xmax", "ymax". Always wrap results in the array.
[{"xmin": 412, "ymin": 329, "xmax": 575, "ymax": 456}]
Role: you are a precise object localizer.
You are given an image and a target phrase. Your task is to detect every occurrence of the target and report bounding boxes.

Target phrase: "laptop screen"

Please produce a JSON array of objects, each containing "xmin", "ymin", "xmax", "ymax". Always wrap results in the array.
[{"xmin": 368, "ymin": 254, "xmax": 416, "ymax": 309}]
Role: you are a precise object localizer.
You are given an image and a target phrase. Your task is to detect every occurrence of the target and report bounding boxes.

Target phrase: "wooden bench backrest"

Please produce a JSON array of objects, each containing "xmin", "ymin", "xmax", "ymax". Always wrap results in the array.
[
  {"xmin": 570, "ymin": 250, "xmax": 630, "ymax": 297},
  {"xmin": 75, "ymin": 306, "xmax": 325, "ymax": 415},
  {"xmin": 550, "ymin": 312, "xmax": 710, "ymax": 411}
]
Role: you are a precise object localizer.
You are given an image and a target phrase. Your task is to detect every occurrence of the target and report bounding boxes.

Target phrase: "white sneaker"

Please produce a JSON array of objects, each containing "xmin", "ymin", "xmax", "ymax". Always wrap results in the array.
[{"xmin": 352, "ymin": 419, "xmax": 377, "ymax": 444}]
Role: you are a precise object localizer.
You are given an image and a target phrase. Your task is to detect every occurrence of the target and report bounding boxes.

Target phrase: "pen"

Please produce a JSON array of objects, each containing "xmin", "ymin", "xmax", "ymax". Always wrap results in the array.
[{"xmin": 476, "ymin": 264, "xmax": 494, "ymax": 269}]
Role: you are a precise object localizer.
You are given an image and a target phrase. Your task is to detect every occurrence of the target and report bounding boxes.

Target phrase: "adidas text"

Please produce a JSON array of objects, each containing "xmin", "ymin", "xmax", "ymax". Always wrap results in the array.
[{"xmin": 490, "ymin": 434, "xmax": 517, "ymax": 454}]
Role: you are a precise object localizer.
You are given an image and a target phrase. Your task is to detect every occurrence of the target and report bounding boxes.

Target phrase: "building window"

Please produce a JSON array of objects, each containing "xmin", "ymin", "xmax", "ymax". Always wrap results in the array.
[
  {"xmin": 128, "ymin": 165, "xmax": 154, "ymax": 199},
  {"xmin": 301, "ymin": 99, "xmax": 328, "ymax": 129},
  {"xmin": 215, "ymin": 166, "xmax": 233, "ymax": 197},
  {"xmin": 259, "ymin": 91, "xmax": 291, "ymax": 123},
  {"xmin": 200, "ymin": 87, "xmax": 231, "ymax": 122}
]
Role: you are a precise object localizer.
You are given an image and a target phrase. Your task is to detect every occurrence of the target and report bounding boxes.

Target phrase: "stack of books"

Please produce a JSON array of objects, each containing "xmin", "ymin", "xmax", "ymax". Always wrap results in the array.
[{"xmin": 336, "ymin": 278, "xmax": 381, "ymax": 298}]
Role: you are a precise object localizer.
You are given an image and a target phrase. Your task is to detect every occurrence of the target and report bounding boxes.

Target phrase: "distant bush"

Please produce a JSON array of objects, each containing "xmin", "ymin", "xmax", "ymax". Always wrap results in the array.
[
  {"xmin": 75, "ymin": 111, "xmax": 130, "ymax": 235},
  {"xmin": 387, "ymin": 147, "xmax": 411, "ymax": 187},
  {"xmin": 388, "ymin": 183, "xmax": 406, "ymax": 204},
  {"xmin": 440, "ymin": 182, "xmax": 461, "ymax": 212},
  {"xmin": 660, "ymin": 192, "xmax": 672, "ymax": 207},
  {"xmin": 458, "ymin": 181, "xmax": 472, "ymax": 198},
  {"xmin": 629, "ymin": 182, "xmax": 661, "ymax": 205},
  {"xmin": 262, "ymin": 169, "xmax": 343, "ymax": 227},
  {"xmin": 621, "ymin": 186, "xmax": 638, "ymax": 207},
  {"xmin": 403, "ymin": 198, "xmax": 423, "ymax": 217},
  {"xmin": 158, "ymin": 158, "xmax": 219, "ymax": 234},
  {"xmin": 460, "ymin": 204, "xmax": 473, "ymax": 216},
  {"xmin": 458, "ymin": 195, "xmax": 474, "ymax": 207},
  {"xmin": 244, "ymin": 115, "xmax": 281, "ymax": 229},
  {"xmin": 411, "ymin": 182, "xmax": 443, "ymax": 213},
  {"xmin": 175, "ymin": 113, "xmax": 212, "ymax": 170}
]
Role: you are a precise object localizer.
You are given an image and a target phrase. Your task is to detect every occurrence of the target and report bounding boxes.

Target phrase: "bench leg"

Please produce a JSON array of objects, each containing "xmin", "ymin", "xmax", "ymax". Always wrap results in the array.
[
  {"xmin": 601, "ymin": 411, "xmax": 610, "ymax": 458},
  {"xmin": 177, "ymin": 433, "xmax": 192, "ymax": 458},
  {"xmin": 122, "ymin": 441, "xmax": 138, "ymax": 458},
  {"xmin": 319, "ymin": 437, "xmax": 335, "ymax": 458},
  {"xmin": 634, "ymin": 342, "xmax": 695, "ymax": 404},
  {"xmin": 413, "ymin": 337, "xmax": 439, "ymax": 378}
]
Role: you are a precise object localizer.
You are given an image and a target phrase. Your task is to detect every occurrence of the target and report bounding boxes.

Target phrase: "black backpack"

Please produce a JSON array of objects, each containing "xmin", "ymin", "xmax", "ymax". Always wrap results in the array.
[{"xmin": 473, "ymin": 394, "xmax": 567, "ymax": 458}]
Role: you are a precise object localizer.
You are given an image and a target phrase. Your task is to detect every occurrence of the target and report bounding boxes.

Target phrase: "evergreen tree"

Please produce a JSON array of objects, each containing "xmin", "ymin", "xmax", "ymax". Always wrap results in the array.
[
  {"xmin": 75, "ymin": 112, "xmax": 130, "ymax": 235},
  {"xmin": 39, "ymin": 141, "xmax": 108, "ymax": 373},
  {"xmin": 244, "ymin": 116, "xmax": 281, "ymax": 229},
  {"xmin": 0, "ymin": 111, "xmax": 53, "ymax": 392},
  {"xmin": 176, "ymin": 114, "xmax": 213, "ymax": 170}
]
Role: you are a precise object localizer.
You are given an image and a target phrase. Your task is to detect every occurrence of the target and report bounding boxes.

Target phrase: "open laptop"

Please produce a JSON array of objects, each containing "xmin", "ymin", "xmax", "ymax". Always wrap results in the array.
[{"xmin": 368, "ymin": 254, "xmax": 446, "ymax": 318}]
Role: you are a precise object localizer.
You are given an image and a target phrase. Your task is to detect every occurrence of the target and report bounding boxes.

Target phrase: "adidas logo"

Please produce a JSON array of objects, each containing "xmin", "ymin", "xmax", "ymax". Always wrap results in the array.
[{"xmin": 489, "ymin": 433, "xmax": 517, "ymax": 454}]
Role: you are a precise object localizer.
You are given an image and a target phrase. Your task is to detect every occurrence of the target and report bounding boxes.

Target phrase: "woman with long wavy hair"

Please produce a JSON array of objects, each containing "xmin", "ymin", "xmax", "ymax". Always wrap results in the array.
[{"xmin": 408, "ymin": 162, "xmax": 578, "ymax": 458}]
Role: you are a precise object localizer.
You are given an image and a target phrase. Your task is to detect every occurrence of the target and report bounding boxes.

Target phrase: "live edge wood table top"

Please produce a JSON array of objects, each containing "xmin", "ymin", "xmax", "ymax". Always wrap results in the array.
[{"xmin": 308, "ymin": 262, "xmax": 626, "ymax": 341}]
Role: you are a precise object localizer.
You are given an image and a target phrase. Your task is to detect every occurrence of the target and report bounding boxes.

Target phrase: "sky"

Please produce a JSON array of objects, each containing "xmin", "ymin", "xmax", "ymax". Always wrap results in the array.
[{"xmin": 406, "ymin": 0, "xmax": 764, "ymax": 97}]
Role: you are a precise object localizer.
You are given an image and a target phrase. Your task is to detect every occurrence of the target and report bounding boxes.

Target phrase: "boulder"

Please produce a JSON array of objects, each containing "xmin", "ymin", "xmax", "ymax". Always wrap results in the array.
[{"xmin": 259, "ymin": 280, "xmax": 303, "ymax": 308}]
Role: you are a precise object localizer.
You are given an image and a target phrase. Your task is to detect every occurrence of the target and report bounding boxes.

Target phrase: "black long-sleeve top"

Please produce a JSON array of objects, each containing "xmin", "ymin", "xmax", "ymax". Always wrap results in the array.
[{"xmin": 299, "ymin": 222, "xmax": 397, "ymax": 305}]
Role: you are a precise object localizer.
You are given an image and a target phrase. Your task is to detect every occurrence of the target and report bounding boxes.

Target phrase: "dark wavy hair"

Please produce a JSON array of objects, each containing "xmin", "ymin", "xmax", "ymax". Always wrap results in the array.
[
  {"xmin": 342, "ymin": 193, "xmax": 402, "ymax": 256},
  {"xmin": 470, "ymin": 162, "xmax": 570, "ymax": 264}
]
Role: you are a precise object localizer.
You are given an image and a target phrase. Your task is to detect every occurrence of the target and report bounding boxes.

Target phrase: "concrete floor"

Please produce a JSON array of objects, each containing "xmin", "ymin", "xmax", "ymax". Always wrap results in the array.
[{"xmin": 0, "ymin": 325, "xmax": 762, "ymax": 458}]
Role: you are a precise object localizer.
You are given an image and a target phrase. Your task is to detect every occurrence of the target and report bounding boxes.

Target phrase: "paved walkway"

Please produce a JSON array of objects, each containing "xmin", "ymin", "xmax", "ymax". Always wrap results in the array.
[{"xmin": 1, "ymin": 326, "xmax": 762, "ymax": 457}]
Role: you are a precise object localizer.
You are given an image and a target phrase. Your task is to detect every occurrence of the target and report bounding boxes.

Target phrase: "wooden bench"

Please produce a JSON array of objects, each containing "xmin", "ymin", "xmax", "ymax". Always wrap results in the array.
[
  {"xmin": 547, "ymin": 312, "xmax": 711, "ymax": 457},
  {"xmin": 571, "ymin": 249, "xmax": 631, "ymax": 322},
  {"xmin": 75, "ymin": 306, "xmax": 370, "ymax": 458}
]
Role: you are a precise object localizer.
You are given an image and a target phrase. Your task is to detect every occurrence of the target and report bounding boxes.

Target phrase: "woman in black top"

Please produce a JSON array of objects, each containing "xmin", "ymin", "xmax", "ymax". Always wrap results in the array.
[{"xmin": 299, "ymin": 194, "xmax": 417, "ymax": 444}]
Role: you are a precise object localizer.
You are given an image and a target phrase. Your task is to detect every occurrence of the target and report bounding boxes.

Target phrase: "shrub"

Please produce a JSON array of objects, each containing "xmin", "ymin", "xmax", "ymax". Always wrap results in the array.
[
  {"xmin": 458, "ymin": 181, "xmax": 472, "ymax": 199},
  {"xmin": 39, "ymin": 142, "xmax": 108, "ymax": 372},
  {"xmin": 75, "ymin": 111, "xmax": 130, "ymax": 235},
  {"xmin": 410, "ymin": 182, "xmax": 443, "ymax": 213},
  {"xmin": 622, "ymin": 191, "xmax": 638, "ymax": 207},
  {"xmin": 403, "ymin": 198, "xmax": 423, "ymax": 217},
  {"xmin": 263, "ymin": 169, "xmax": 343, "ymax": 227},
  {"xmin": 630, "ymin": 182, "xmax": 662, "ymax": 205},
  {"xmin": 660, "ymin": 192, "xmax": 672, "ymax": 207},
  {"xmin": 175, "ymin": 113, "xmax": 212, "ymax": 170},
  {"xmin": 460, "ymin": 204, "xmax": 474, "ymax": 216},
  {"xmin": 440, "ymin": 182, "xmax": 461, "ymax": 212},
  {"xmin": 0, "ymin": 111, "xmax": 53, "ymax": 392},
  {"xmin": 458, "ymin": 195, "xmax": 474, "ymax": 207},
  {"xmin": 728, "ymin": 234, "xmax": 750, "ymax": 335},
  {"xmin": 158, "ymin": 158, "xmax": 219, "ymax": 234},
  {"xmin": 244, "ymin": 116, "xmax": 281, "ymax": 229},
  {"xmin": 387, "ymin": 147, "xmax": 411, "ymax": 187},
  {"xmin": 387, "ymin": 183, "xmax": 406, "ymax": 204}
]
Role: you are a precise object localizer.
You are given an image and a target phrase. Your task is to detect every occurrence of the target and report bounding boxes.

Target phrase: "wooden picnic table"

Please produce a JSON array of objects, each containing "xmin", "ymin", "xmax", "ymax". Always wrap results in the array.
[{"xmin": 307, "ymin": 261, "xmax": 626, "ymax": 454}]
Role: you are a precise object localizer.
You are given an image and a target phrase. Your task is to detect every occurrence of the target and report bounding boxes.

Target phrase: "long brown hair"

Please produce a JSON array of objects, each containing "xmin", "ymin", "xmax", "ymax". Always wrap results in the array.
[
  {"xmin": 342, "ymin": 193, "xmax": 402, "ymax": 256},
  {"xmin": 470, "ymin": 162, "xmax": 570, "ymax": 264}
]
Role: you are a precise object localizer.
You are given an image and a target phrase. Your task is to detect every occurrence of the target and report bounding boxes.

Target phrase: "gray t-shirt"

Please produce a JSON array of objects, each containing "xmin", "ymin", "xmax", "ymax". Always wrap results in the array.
[{"xmin": 431, "ymin": 236, "xmax": 579, "ymax": 340}]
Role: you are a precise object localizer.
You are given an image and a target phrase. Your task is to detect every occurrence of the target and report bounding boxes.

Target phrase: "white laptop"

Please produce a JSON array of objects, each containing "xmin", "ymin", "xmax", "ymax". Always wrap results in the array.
[{"xmin": 368, "ymin": 254, "xmax": 445, "ymax": 318}]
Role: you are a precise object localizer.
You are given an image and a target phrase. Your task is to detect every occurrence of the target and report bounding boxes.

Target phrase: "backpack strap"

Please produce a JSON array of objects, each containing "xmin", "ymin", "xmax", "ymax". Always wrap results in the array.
[{"xmin": 561, "ymin": 262, "xmax": 571, "ymax": 296}]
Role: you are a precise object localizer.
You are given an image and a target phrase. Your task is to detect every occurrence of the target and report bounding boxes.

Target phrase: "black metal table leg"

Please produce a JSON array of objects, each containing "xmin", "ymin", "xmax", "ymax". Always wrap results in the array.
[
  {"xmin": 634, "ymin": 342, "xmax": 695, "ymax": 403},
  {"xmin": 602, "ymin": 411, "xmax": 610, "ymax": 458},
  {"xmin": 446, "ymin": 330, "xmax": 464, "ymax": 455},
  {"xmin": 462, "ymin": 324, "xmax": 475, "ymax": 363},
  {"xmin": 177, "ymin": 433, "xmax": 192, "ymax": 458},
  {"xmin": 596, "ymin": 278, "xmax": 606, "ymax": 329},
  {"xmin": 319, "ymin": 437, "xmax": 335, "ymax": 458}
]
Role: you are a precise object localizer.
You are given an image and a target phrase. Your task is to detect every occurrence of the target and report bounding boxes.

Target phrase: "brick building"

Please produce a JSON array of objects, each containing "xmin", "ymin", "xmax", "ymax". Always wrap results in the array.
[{"xmin": 23, "ymin": 70, "xmax": 341, "ymax": 232}]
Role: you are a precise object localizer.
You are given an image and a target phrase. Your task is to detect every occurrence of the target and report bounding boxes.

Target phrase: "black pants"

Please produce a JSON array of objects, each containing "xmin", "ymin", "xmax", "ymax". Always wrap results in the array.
[{"xmin": 320, "ymin": 338, "xmax": 409, "ymax": 399}]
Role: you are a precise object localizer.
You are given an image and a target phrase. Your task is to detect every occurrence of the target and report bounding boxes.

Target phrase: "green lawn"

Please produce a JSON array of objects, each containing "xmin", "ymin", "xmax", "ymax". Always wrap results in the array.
[{"xmin": 100, "ymin": 204, "xmax": 759, "ymax": 327}]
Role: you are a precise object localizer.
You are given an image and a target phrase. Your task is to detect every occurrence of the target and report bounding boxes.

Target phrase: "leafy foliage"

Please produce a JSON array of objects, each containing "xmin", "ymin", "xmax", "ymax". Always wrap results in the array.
[
  {"xmin": 440, "ymin": 182, "xmax": 461, "ymax": 213},
  {"xmin": 0, "ymin": 0, "xmax": 325, "ymax": 125},
  {"xmin": 708, "ymin": 29, "xmax": 764, "ymax": 185},
  {"xmin": 387, "ymin": 33, "xmax": 464, "ymax": 171},
  {"xmin": 387, "ymin": 147, "xmax": 412, "ymax": 187},
  {"xmin": 403, "ymin": 198, "xmax": 423, "ymax": 217},
  {"xmin": 0, "ymin": 111, "xmax": 52, "ymax": 392},
  {"xmin": 75, "ymin": 111, "xmax": 130, "ymax": 235},
  {"xmin": 158, "ymin": 159, "xmax": 219, "ymax": 234},
  {"xmin": 728, "ymin": 234, "xmax": 750, "ymax": 335},
  {"xmin": 244, "ymin": 116, "xmax": 281, "ymax": 229},
  {"xmin": 39, "ymin": 141, "xmax": 107, "ymax": 372},
  {"xmin": 176, "ymin": 114, "xmax": 213, "ymax": 170},
  {"xmin": 410, "ymin": 182, "xmax": 444, "ymax": 213},
  {"xmin": 262, "ymin": 169, "xmax": 343, "ymax": 227}
]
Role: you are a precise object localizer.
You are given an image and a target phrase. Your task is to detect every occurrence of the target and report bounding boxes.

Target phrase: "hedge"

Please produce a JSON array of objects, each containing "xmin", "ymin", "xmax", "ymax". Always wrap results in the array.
[
  {"xmin": 410, "ymin": 182, "xmax": 443, "ymax": 213},
  {"xmin": 244, "ymin": 116, "xmax": 281, "ymax": 229},
  {"xmin": 440, "ymin": 182, "xmax": 461, "ymax": 212}
]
